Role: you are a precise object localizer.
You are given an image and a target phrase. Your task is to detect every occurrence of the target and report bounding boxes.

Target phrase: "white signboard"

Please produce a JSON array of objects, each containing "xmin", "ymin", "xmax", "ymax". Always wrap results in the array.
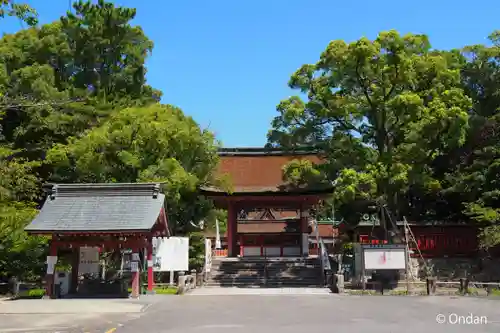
[
  {"xmin": 79, "ymin": 247, "xmax": 100, "ymax": 275},
  {"xmin": 205, "ymin": 238, "xmax": 212, "ymax": 273},
  {"xmin": 130, "ymin": 261, "xmax": 139, "ymax": 272},
  {"xmin": 46, "ymin": 256, "xmax": 58, "ymax": 274},
  {"xmin": 363, "ymin": 248, "xmax": 406, "ymax": 270},
  {"xmin": 153, "ymin": 237, "xmax": 189, "ymax": 272}
]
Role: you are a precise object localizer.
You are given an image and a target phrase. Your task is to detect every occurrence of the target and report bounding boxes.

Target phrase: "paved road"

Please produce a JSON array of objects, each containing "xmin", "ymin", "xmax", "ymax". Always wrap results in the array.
[
  {"xmin": 2, "ymin": 293, "xmax": 500, "ymax": 332},
  {"xmin": 0, "ymin": 298, "xmax": 153, "ymax": 332},
  {"xmin": 113, "ymin": 294, "xmax": 500, "ymax": 333}
]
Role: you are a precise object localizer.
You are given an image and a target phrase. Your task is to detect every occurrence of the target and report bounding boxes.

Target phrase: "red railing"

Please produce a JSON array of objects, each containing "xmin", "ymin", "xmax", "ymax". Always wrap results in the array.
[
  {"xmin": 212, "ymin": 249, "xmax": 228, "ymax": 257},
  {"xmin": 358, "ymin": 228, "xmax": 478, "ymax": 257}
]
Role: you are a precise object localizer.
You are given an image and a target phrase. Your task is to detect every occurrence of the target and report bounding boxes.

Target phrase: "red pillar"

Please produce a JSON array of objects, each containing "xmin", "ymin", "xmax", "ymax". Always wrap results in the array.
[
  {"xmin": 130, "ymin": 246, "xmax": 140, "ymax": 298},
  {"xmin": 45, "ymin": 241, "xmax": 58, "ymax": 299},
  {"xmin": 70, "ymin": 247, "xmax": 79, "ymax": 294},
  {"xmin": 300, "ymin": 208, "xmax": 309, "ymax": 257},
  {"xmin": 239, "ymin": 234, "xmax": 244, "ymax": 257},
  {"xmin": 147, "ymin": 238, "xmax": 154, "ymax": 293},
  {"xmin": 227, "ymin": 202, "xmax": 237, "ymax": 257}
]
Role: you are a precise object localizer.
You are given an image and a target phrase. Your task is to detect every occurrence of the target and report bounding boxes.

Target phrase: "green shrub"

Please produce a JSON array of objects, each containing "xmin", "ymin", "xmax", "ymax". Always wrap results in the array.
[{"xmin": 15, "ymin": 288, "xmax": 45, "ymax": 299}]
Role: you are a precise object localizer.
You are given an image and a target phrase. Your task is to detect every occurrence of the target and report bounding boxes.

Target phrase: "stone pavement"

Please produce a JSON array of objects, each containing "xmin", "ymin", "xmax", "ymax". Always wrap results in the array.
[
  {"xmin": 1, "ymin": 293, "xmax": 500, "ymax": 332},
  {"xmin": 0, "ymin": 299, "xmax": 151, "ymax": 332},
  {"xmin": 114, "ymin": 293, "xmax": 500, "ymax": 333},
  {"xmin": 188, "ymin": 287, "xmax": 332, "ymax": 295},
  {"xmin": 0, "ymin": 299, "xmax": 148, "ymax": 314}
]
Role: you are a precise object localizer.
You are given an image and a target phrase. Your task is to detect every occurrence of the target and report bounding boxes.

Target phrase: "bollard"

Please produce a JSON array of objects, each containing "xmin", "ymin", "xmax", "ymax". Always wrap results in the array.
[
  {"xmin": 191, "ymin": 269, "xmax": 197, "ymax": 289},
  {"xmin": 177, "ymin": 272, "xmax": 186, "ymax": 295},
  {"xmin": 335, "ymin": 274, "xmax": 344, "ymax": 293},
  {"xmin": 426, "ymin": 277, "xmax": 436, "ymax": 295},
  {"xmin": 196, "ymin": 273, "xmax": 203, "ymax": 286}
]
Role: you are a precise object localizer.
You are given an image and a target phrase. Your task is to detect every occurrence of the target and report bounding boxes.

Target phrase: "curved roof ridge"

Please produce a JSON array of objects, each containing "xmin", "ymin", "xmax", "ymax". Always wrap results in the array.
[{"xmin": 218, "ymin": 146, "xmax": 321, "ymax": 156}]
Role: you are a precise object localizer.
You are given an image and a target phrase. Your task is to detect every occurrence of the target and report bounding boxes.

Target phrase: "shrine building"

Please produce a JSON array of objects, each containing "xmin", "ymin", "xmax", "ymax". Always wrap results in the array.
[
  {"xmin": 201, "ymin": 147, "xmax": 335, "ymax": 258},
  {"xmin": 24, "ymin": 183, "xmax": 170, "ymax": 299}
]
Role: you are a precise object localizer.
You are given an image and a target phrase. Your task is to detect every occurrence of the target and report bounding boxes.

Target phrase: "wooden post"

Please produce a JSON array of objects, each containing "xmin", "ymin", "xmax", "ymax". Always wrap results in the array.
[
  {"xmin": 426, "ymin": 277, "xmax": 436, "ymax": 295},
  {"xmin": 227, "ymin": 203, "xmax": 236, "ymax": 257},
  {"xmin": 130, "ymin": 248, "xmax": 140, "ymax": 298},
  {"xmin": 404, "ymin": 220, "xmax": 411, "ymax": 294},
  {"xmin": 459, "ymin": 278, "xmax": 469, "ymax": 295},
  {"xmin": 70, "ymin": 247, "xmax": 79, "ymax": 294},
  {"xmin": 147, "ymin": 238, "xmax": 154, "ymax": 294},
  {"xmin": 44, "ymin": 241, "xmax": 58, "ymax": 299},
  {"xmin": 239, "ymin": 234, "xmax": 244, "ymax": 257}
]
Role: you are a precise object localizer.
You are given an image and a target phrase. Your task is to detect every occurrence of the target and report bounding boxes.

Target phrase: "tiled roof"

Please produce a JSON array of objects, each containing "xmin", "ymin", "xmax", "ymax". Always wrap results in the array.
[
  {"xmin": 200, "ymin": 184, "xmax": 334, "ymax": 195},
  {"xmin": 25, "ymin": 183, "xmax": 165, "ymax": 233},
  {"xmin": 218, "ymin": 147, "xmax": 320, "ymax": 156}
]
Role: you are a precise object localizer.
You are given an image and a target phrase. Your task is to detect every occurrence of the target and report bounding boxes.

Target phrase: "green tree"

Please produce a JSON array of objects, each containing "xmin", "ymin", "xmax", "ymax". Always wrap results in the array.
[
  {"xmin": 444, "ymin": 32, "xmax": 500, "ymax": 249},
  {"xmin": 47, "ymin": 104, "xmax": 222, "ymax": 236},
  {"xmin": 0, "ymin": 0, "xmax": 160, "ymax": 159},
  {"xmin": 0, "ymin": 147, "xmax": 47, "ymax": 281},
  {"xmin": 0, "ymin": 0, "xmax": 163, "ymax": 280},
  {"xmin": 269, "ymin": 30, "xmax": 471, "ymax": 221},
  {"xmin": 0, "ymin": 0, "xmax": 37, "ymax": 26}
]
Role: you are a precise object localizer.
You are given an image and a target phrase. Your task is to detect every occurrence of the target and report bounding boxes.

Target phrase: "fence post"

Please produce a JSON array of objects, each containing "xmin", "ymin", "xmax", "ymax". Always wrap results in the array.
[
  {"xmin": 426, "ymin": 277, "xmax": 436, "ymax": 295},
  {"xmin": 459, "ymin": 278, "xmax": 470, "ymax": 295}
]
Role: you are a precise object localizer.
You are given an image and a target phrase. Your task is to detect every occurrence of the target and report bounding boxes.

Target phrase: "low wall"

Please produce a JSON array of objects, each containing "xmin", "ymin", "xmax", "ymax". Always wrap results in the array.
[{"xmin": 409, "ymin": 257, "xmax": 500, "ymax": 281}]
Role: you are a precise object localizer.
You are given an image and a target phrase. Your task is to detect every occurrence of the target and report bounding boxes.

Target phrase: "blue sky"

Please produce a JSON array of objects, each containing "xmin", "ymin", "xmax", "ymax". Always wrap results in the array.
[{"xmin": 2, "ymin": 0, "xmax": 499, "ymax": 147}]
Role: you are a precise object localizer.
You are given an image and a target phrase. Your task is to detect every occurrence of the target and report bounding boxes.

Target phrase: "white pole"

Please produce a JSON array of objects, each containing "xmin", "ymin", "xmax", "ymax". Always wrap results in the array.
[
  {"xmin": 169, "ymin": 270, "xmax": 174, "ymax": 286},
  {"xmin": 215, "ymin": 218, "xmax": 222, "ymax": 249}
]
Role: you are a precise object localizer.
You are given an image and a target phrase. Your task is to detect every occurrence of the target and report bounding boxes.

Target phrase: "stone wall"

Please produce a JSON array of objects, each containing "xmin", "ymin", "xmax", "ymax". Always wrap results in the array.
[{"xmin": 409, "ymin": 257, "xmax": 500, "ymax": 281}]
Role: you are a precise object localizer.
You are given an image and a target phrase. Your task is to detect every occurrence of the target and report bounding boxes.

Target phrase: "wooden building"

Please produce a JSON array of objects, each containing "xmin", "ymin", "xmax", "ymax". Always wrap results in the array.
[
  {"xmin": 24, "ymin": 183, "xmax": 170, "ymax": 298},
  {"xmin": 203, "ymin": 147, "xmax": 483, "ymax": 259},
  {"xmin": 201, "ymin": 147, "xmax": 334, "ymax": 257}
]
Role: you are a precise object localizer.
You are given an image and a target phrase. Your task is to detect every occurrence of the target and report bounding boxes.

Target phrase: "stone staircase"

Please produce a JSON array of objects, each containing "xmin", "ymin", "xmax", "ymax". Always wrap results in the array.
[{"xmin": 205, "ymin": 257, "xmax": 323, "ymax": 287}]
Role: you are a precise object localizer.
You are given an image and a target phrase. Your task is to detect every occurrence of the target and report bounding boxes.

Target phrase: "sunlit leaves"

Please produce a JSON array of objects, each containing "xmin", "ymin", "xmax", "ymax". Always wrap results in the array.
[
  {"xmin": 46, "ymin": 104, "xmax": 221, "ymax": 235},
  {"xmin": 0, "ymin": 0, "xmax": 38, "ymax": 26},
  {"xmin": 269, "ymin": 30, "xmax": 471, "ymax": 216}
]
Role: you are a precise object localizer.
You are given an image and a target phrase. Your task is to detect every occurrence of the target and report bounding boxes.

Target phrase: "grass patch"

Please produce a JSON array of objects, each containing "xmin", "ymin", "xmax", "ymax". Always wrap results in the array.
[
  {"xmin": 14, "ymin": 288, "xmax": 45, "ymax": 299},
  {"xmin": 489, "ymin": 288, "xmax": 500, "ymax": 296},
  {"xmin": 155, "ymin": 286, "xmax": 177, "ymax": 295},
  {"xmin": 127, "ymin": 285, "xmax": 178, "ymax": 295}
]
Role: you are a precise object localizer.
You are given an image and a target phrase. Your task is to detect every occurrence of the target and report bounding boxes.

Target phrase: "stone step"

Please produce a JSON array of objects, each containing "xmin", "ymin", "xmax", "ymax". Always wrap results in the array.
[
  {"xmin": 205, "ymin": 282, "xmax": 322, "ymax": 287},
  {"xmin": 207, "ymin": 279, "xmax": 321, "ymax": 284},
  {"xmin": 211, "ymin": 273, "xmax": 321, "ymax": 278}
]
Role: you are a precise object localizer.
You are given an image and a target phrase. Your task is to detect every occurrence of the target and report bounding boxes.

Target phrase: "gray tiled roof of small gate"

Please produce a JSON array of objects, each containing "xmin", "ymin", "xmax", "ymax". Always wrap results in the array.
[{"xmin": 24, "ymin": 183, "xmax": 165, "ymax": 233}]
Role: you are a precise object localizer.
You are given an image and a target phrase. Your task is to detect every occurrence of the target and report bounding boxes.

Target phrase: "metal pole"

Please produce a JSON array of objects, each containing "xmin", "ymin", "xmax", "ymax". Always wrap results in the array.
[{"xmin": 404, "ymin": 218, "xmax": 411, "ymax": 294}]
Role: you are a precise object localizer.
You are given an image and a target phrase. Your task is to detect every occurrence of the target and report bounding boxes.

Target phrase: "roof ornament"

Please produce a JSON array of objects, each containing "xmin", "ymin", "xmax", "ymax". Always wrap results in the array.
[
  {"xmin": 50, "ymin": 185, "xmax": 58, "ymax": 200},
  {"xmin": 152, "ymin": 184, "xmax": 160, "ymax": 199}
]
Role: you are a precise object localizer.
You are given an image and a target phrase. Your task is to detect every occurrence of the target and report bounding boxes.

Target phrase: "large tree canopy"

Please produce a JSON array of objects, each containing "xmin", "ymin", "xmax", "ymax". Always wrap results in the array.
[
  {"xmin": 47, "ymin": 104, "xmax": 222, "ymax": 235},
  {"xmin": 443, "ymin": 32, "xmax": 500, "ymax": 248},
  {"xmin": 0, "ymin": 0, "xmax": 160, "ymax": 158},
  {"xmin": 0, "ymin": 0, "xmax": 167, "ymax": 280},
  {"xmin": 269, "ymin": 31, "xmax": 471, "ymax": 220}
]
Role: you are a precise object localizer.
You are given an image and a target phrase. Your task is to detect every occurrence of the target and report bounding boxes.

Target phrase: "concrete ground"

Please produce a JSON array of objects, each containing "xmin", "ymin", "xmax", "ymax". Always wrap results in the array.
[
  {"xmin": 0, "ymin": 298, "xmax": 153, "ymax": 332},
  {"xmin": 1, "ymin": 292, "xmax": 500, "ymax": 332}
]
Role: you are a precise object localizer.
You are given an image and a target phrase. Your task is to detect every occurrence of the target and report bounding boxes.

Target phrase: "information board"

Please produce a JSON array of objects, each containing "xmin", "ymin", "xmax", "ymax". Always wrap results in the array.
[
  {"xmin": 363, "ymin": 247, "xmax": 406, "ymax": 270},
  {"xmin": 152, "ymin": 237, "xmax": 189, "ymax": 272},
  {"xmin": 78, "ymin": 247, "xmax": 100, "ymax": 275}
]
